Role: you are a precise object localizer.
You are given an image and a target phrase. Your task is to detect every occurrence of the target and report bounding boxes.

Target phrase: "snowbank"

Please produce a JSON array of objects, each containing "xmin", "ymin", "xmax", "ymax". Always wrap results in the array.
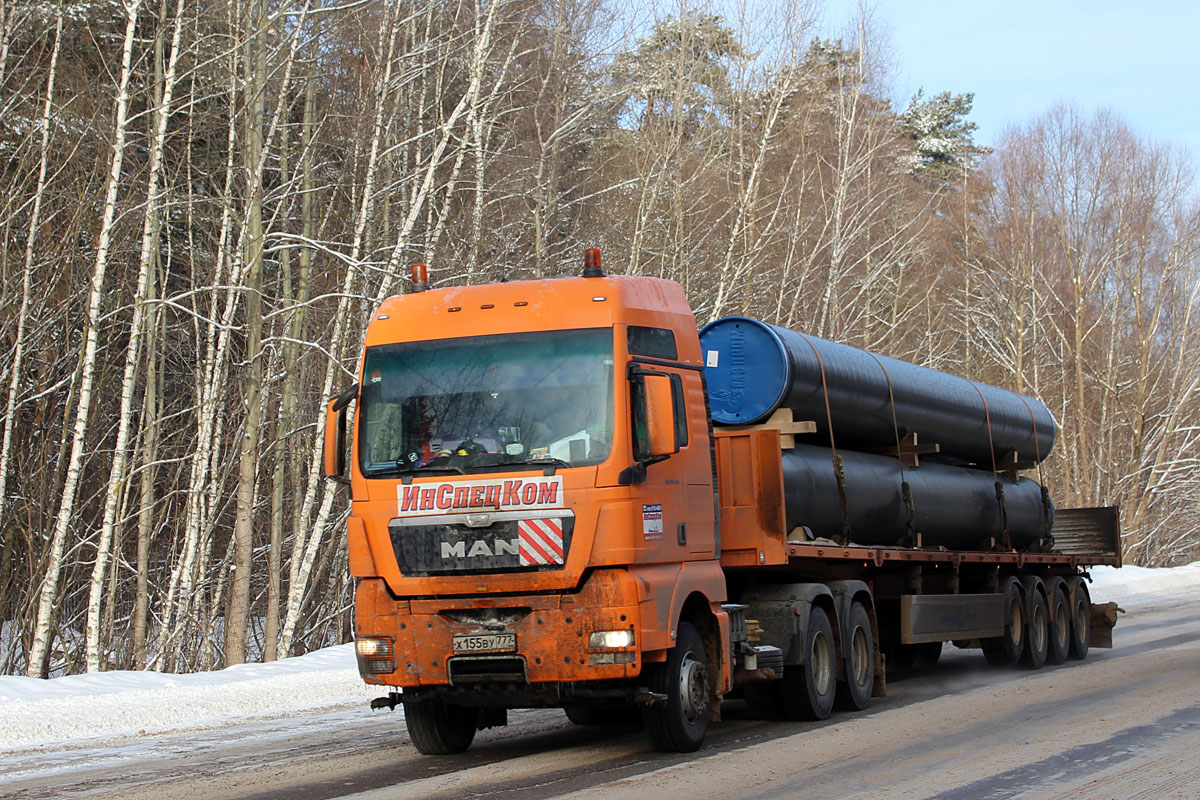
[
  {"xmin": 0, "ymin": 643, "xmax": 389, "ymax": 749},
  {"xmin": 1088, "ymin": 559, "xmax": 1200, "ymax": 604}
]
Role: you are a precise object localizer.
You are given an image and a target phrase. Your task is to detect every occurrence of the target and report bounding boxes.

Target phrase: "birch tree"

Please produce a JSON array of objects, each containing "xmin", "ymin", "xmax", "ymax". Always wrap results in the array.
[{"xmin": 27, "ymin": 0, "xmax": 143, "ymax": 678}]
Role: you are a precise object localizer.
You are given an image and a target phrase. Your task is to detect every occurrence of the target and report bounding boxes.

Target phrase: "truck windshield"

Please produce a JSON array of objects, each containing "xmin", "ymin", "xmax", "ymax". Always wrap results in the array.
[{"xmin": 359, "ymin": 328, "xmax": 615, "ymax": 477}]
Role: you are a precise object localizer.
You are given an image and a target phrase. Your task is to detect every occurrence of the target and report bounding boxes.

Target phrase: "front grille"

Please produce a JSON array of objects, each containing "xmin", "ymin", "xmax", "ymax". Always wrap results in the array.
[
  {"xmin": 390, "ymin": 514, "xmax": 573, "ymax": 576},
  {"xmin": 448, "ymin": 656, "xmax": 528, "ymax": 684}
]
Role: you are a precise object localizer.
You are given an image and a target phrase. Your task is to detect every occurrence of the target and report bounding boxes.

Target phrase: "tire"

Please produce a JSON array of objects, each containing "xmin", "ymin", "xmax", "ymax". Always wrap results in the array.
[
  {"xmin": 1047, "ymin": 585, "xmax": 1071, "ymax": 665},
  {"xmin": 404, "ymin": 696, "xmax": 480, "ymax": 755},
  {"xmin": 565, "ymin": 704, "xmax": 640, "ymax": 726},
  {"xmin": 641, "ymin": 621, "xmax": 710, "ymax": 752},
  {"xmin": 982, "ymin": 579, "xmax": 1025, "ymax": 666},
  {"xmin": 781, "ymin": 605, "xmax": 836, "ymax": 721},
  {"xmin": 836, "ymin": 601, "xmax": 874, "ymax": 711},
  {"xmin": 1069, "ymin": 582, "xmax": 1091, "ymax": 660},
  {"xmin": 1022, "ymin": 587, "xmax": 1049, "ymax": 669}
]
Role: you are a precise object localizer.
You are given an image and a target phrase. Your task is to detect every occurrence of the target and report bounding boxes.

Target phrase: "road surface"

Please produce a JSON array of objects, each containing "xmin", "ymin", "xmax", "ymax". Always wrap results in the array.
[{"xmin": 2, "ymin": 587, "xmax": 1197, "ymax": 800}]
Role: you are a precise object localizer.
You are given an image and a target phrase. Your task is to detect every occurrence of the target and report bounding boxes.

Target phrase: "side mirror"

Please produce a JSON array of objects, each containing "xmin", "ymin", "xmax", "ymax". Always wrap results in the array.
[
  {"xmin": 642, "ymin": 374, "xmax": 678, "ymax": 458},
  {"xmin": 324, "ymin": 384, "xmax": 358, "ymax": 483}
]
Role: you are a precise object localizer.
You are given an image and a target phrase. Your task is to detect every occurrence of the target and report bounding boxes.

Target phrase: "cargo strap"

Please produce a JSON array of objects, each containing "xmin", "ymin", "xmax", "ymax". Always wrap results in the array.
[
  {"xmin": 866, "ymin": 352, "xmax": 916, "ymax": 542},
  {"xmin": 969, "ymin": 382, "xmax": 1011, "ymax": 550},
  {"xmin": 1016, "ymin": 393, "xmax": 1054, "ymax": 543},
  {"xmin": 796, "ymin": 332, "xmax": 851, "ymax": 543}
]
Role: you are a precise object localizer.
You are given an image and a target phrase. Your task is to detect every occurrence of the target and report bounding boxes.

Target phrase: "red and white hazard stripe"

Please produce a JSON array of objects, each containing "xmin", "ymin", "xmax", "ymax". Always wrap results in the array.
[{"xmin": 519, "ymin": 518, "xmax": 564, "ymax": 566}]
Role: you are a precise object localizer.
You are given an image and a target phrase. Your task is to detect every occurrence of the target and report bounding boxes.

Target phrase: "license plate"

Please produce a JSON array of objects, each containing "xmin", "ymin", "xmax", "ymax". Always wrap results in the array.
[{"xmin": 452, "ymin": 633, "xmax": 516, "ymax": 654}]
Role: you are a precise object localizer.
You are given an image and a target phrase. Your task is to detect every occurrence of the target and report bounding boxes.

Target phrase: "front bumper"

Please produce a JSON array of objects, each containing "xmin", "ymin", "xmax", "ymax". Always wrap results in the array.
[{"xmin": 354, "ymin": 568, "xmax": 642, "ymax": 688}]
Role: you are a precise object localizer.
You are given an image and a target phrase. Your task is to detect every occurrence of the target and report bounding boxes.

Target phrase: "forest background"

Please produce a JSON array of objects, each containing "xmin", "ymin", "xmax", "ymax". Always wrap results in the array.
[{"xmin": 1, "ymin": 0, "xmax": 1197, "ymax": 678}]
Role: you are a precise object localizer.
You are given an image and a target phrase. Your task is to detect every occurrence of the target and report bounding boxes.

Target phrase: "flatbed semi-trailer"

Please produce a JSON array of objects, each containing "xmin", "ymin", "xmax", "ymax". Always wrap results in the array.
[{"xmin": 327, "ymin": 250, "xmax": 1121, "ymax": 754}]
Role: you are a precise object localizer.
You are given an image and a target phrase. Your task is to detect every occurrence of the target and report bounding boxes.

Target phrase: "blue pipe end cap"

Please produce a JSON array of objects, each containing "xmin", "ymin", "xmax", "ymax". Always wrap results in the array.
[{"xmin": 699, "ymin": 317, "xmax": 790, "ymax": 425}]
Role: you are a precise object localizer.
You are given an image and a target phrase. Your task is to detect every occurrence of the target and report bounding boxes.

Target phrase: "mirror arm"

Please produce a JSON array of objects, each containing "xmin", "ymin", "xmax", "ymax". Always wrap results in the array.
[{"xmin": 617, "ymin": 455, "xmax": 668, "ymax": 486}]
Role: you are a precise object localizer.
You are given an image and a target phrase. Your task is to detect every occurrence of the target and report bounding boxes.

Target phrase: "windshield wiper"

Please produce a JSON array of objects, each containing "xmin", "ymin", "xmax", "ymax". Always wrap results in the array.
[
  {"xmin": 489, "ymin": 456, "xmax": 571, "ymax": 474},
  {"xmin": 365, "ymin": 463, "xmax": 466, "ymax": 478},
  {"xmin": 398, "ymin": 463, "xmax": 466, "ymax": 474},
  {"xmin": 522, "ymin": 457, "xmax": 570, "ymax": 468}
]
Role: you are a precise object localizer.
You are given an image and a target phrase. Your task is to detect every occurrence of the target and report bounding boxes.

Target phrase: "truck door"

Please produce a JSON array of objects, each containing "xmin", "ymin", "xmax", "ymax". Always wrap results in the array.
[{"xmin": 627, "ymin": 326, "xmax": 715, "ymax": 562}]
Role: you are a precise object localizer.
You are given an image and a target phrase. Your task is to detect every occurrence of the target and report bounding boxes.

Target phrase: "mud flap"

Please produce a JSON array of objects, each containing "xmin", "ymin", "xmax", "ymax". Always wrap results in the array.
[{"xmin": 1089, "ymin": 601, "xmax": 1122, "ymax": 648}]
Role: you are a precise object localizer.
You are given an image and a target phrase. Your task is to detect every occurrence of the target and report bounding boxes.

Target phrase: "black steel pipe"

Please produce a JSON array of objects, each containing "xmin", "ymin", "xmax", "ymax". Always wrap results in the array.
[
  {"xmin": 700, "ymin": 317, "xmax": 1056, "ymax": 466},
  {"xmin": 781, "ymin": 444, "xmax": 1052, "ymax": 549}
]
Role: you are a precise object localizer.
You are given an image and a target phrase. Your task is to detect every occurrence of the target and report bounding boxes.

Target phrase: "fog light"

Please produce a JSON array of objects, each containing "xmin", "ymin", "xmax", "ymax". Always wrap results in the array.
[
  {"xmin": 355, "ymin": 636, "xmax": 395, "ymax": 675},
  {"xmin": 589, "ymin": 652, "xmax": 636, "ymax": 665},
  {"xmin": 588, "ymin": 629, "xmax": 635, "ymax": 649}
]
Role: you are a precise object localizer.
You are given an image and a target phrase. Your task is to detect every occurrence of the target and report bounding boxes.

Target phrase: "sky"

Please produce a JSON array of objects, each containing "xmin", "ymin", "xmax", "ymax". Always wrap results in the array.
[{"xmin": 821, "ymin": 1, "xmax": 1200, "ymax": 157}]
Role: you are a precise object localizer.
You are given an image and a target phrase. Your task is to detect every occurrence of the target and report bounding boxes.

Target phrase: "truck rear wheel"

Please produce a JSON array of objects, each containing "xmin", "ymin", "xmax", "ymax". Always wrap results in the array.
[
  {"xmin": 642, "ymin": 621, "xmax": 710, "ymax": 752},
  {"xmin": 782, "ymin": 605, "xmax": 836, "ymax": 721},
  {"xmin": 1047, "ymin": 585, "xmax": 1071, "ymax": 665},
  {"xmin": 1069, "ymin": 583, "xmax": 1091, "ymax": 660},
  {"xmin": 982, "ymin": 579, "xmax": 1025, "ymax": 666},
  {"xmin": 1022, "ymin": 587, "xmax": 1049, "ymax": 669},
  {"xmin": 836, "ymin": 601, "xmax": 874, "ymax": 711},
  {"xmin": 404, "ymin": 696, "xmax": 480, "ymax": 755}
]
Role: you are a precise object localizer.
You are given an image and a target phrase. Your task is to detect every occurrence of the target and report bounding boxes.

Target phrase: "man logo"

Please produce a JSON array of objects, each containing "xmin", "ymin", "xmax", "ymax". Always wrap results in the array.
[{"xmin": 440, "ymin": 538, "xmax": 520, "ymax": 559}]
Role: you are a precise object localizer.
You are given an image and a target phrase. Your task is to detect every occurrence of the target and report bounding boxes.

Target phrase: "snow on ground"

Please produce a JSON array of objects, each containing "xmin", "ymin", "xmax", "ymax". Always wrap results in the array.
[
  {"xmin": 0, "ymin": 644, "xmax": 391, "ymax": 750},
  {"xmin": 1087, "ymin": 559, "xmax": 1200, "ymax": 604},
  {"xmin": 0, "ymin": 562, "xmax": 1196, "ymax": 754}
]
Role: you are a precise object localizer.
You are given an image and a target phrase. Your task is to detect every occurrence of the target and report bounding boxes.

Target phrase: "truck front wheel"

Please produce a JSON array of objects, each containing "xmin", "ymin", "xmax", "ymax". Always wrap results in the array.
[
  {"xmin": 642, "ymin": 621, "xmax": 710, "ymax": 752},
  {"xmin": 404, "ymin": 696, "xmax": 480, "ymax": 755}
]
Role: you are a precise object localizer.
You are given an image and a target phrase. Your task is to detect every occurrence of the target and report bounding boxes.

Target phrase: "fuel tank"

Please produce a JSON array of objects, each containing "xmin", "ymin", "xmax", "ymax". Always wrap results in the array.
[
  {"xmin": 699, "ymin": 317, "xmax": 1056, "ymax": 466},
  {"xmin": 781, "ymin": 444, "xmax": 1052, "ymax": 549}
]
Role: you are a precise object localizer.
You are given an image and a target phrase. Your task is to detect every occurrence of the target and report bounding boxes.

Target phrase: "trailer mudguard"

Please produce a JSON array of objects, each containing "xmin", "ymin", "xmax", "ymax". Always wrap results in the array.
[{"xmin": 737, "ymin": 583, "xmax": 834, "ymax": 666}]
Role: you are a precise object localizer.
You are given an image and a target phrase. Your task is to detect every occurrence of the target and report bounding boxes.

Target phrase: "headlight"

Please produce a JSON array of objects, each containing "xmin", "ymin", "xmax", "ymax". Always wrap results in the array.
[
  {"xmin": 355, "ymin": 636, "xmax": 395, "ymax": 675},
  {"xmin": 588, "ymin": 629, "xmax": 635, "ymax": 649}
]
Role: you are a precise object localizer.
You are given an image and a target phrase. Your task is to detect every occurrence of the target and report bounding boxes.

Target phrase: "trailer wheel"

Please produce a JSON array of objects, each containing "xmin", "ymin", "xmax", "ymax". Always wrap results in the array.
[
  {"xmin": 836, "ymin": 601, "xmax": 874, "ymax": 711},
  {"xmin": 782, "ymin": 605, "xmax": 836, "ymax": 721},
  {"xmin": 642, "ymin": 621, "xmax": 709, "ymax": 752},
  {"xmin": 1047, "ymin": 585, "xmax": 1071, "ymax": 665},
  {"xmin": 1022, "ymin": 588, "xmax": 1049, "ymax": 669},
  {"xmin": 404, "ymin": 696, "xmax": 480, "ymax": 755},
  {"xmin": 982, "ymin": 579, "xmax": 1025, "ymax": 666},
  {"xmin": 1069, "ymin": 583, "xmax": 1091, "ymax": 660}
]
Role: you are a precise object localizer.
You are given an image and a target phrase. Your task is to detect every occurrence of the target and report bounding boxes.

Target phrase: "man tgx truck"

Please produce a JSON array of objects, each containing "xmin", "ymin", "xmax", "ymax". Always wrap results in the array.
[{"xmin": 325, "ymin": 249, "xmax": 1120, "ymax": 755}]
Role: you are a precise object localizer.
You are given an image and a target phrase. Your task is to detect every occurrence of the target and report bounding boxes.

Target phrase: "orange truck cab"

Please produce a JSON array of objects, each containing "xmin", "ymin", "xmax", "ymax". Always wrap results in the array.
[
  {"xmin": 330, "ymin": 251, "xmax": 732, "ymax": 754},
  {"xmin": 325, "ymin": 250, "xmax": 1120, "ymax": 755}
]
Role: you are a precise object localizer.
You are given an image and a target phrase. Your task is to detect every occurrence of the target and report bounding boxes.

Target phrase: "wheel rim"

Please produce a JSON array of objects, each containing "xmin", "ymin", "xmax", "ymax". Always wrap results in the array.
[
  {"xmin": 811, "ymin": 630, "xmax": 833, "ymax": 694},
  {"xmin": 1075, "ymin": 597, "xmax": 1090, "ymax": 646},
  {"xmin": 1032, "ymin": 603, "xmax": 1047, "ymax": 653},
  {"xmin": 1053, "ymin": 599, "xmax": 1069, "ymax": 650},
  {"xmin": 1008, "ymin": 596, "xmax": 1024, "ymax": 647},
  {"xmin": 850, "ymin": 626, "xmax": 870, "ymax": 686},
  {"xmin": 677, "ymin": 650, "xmax": 709, "ymax": 725}
]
